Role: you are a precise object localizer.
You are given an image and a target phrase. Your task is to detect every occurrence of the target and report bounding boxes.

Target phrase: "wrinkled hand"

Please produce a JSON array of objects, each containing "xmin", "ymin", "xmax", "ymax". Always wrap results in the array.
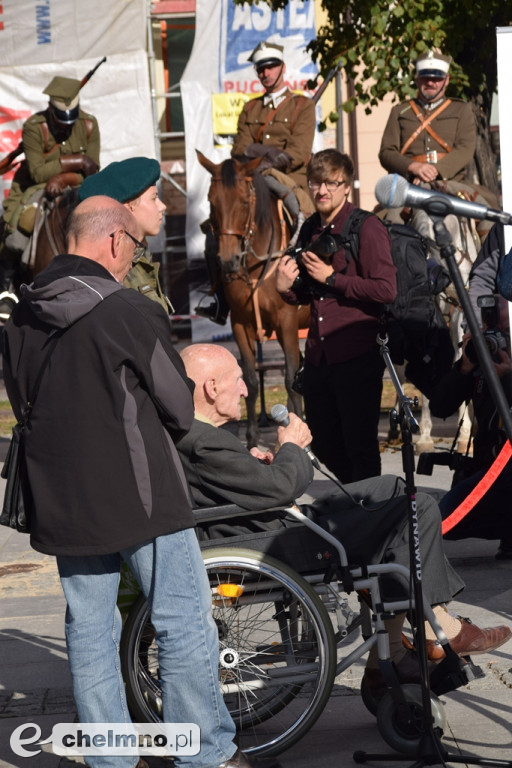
[
  {"xmin": 276, "ymin": 412, "xmax": 312, "ymax": 451},
  {"xmin": 250, "ymin": 447, "xmax": 275, "ymax": 464},
  {"xmin": 276, "ymin": 255, "xmax": 299, "ymax": 293}
]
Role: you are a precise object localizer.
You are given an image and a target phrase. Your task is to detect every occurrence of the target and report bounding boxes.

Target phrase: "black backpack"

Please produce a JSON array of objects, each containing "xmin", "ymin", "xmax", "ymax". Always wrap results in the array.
[{"xmin": 340, "ymin": 209, "xmax": 454, "ymax": 397}]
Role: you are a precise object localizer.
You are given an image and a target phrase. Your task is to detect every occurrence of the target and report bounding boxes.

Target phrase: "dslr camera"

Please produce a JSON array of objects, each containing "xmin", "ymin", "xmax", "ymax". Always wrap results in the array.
[
  {"xmin": 464, "ymin": 294, "xmax": 508, "ymax": 365},
  {"xmin": 286, "ymin": 231, "xmax": 343, "ymax": 295}
]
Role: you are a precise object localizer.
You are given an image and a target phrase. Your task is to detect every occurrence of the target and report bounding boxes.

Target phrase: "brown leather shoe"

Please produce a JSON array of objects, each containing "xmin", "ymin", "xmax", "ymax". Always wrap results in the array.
[
  {"xmin": 217, "ymin": 748, "xmax": 252, "ymax": 768},
  {"xmin": 216, "ymin": 747, "xmax": 281, "ymax": 768},
  {"xmin": 426, "ymin": 617, "xmax": 512, "ymax": 660}
]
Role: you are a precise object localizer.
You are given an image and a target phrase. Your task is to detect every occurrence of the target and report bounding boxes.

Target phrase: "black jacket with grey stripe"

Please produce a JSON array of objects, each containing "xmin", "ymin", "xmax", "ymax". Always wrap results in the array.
[{"xmin": 3, "ymin": 254, "xmax": 195, "ymax": 556}]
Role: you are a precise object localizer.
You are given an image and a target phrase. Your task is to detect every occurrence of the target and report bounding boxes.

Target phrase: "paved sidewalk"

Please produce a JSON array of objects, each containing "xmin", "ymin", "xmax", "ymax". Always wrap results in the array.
[{"xmin": 0, "ymin": 413, "xmax": 511, "ymax": 768}]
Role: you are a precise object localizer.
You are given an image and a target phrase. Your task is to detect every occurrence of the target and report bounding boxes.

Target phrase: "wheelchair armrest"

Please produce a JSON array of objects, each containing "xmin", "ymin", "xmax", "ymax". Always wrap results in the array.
[{"xmin": 193, "ymin": 504, "xmax": 287, "ymax": 524}]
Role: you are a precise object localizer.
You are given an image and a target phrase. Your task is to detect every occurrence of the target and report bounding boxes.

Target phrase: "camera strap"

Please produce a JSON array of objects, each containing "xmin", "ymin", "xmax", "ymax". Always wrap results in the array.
[{"xmin": 335, "ymin": 208, "xmax": 373, "ymax": 274}]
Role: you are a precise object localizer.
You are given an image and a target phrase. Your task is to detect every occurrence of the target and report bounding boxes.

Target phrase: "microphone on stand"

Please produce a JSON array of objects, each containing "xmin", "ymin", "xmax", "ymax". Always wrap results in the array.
[
  {"xmin": 270, "ymin": 403, "xmax": 320, "ymax": 468},
  {"xmin": 375, "ymin": 173, "xmax": 512, "ymax": 225}
]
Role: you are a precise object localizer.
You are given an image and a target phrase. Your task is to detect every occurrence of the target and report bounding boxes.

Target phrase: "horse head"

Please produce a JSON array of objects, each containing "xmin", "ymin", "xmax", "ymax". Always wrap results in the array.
[{"xmin": 197, "ymin": 149, "xmax": 271, "ymax": 276}]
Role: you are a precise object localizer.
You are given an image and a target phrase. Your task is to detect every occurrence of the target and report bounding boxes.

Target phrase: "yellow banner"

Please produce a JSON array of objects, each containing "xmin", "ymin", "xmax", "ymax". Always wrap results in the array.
[{"xmin": 211, "ymin": 92, "xmax": 252, "ymax": 136}]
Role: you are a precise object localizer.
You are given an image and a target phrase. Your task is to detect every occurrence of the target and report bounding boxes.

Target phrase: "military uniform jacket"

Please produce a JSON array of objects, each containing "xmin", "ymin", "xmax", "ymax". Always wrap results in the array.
[
  {"xmin": 232, "ymin": 89, "xmax": 316, "ymax": 191},
  {"xmin": 3, "ymin": 109, "xmax": 100, "ymax": 226},
  {"xmin": 123, "ymin": 254, "xmax": 172, "ymax": 315},
  {"xmin": 379, "ymin": 97, "xmax": 476, "ymax": 182}
]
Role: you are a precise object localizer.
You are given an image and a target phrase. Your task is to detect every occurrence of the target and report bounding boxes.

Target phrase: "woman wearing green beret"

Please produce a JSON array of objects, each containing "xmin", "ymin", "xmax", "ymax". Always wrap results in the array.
[{"xmin": 80, "ymin": 157, "xmax": 172, "ymax": 314}]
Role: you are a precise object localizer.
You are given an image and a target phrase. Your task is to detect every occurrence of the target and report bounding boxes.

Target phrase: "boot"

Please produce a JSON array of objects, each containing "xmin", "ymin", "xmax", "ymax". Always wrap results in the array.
[
  {"xmin": 262, "ymin": 176, "xmax": 304, "ymax": 247},
  {"xmin": 195, "ymin": 292, "xmax": 229, "ymax": 326},
  {"xmin": 195, "ymin": 224, "xmax": 230, "ymax": 325}
]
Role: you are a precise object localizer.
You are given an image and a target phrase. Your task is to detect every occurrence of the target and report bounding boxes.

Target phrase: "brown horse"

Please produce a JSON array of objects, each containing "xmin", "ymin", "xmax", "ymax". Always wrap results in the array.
[
  {"xmin": 197, "ymin": 150, "xmax": 310, "ymax": 448},
  {"xmin": 27, "ymin": 188, "xmax": 79, "ymax": 281}
]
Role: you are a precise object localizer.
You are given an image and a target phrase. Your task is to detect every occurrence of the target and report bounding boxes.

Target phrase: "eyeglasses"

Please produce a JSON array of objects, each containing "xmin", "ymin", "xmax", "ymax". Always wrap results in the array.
[
  {"xmin": 308, "ymin": 180, "xmax": 347, "ymax": 192},
  {"xmin": 110, "ymin": 230, "xmax": 146, "ymax": 262}
]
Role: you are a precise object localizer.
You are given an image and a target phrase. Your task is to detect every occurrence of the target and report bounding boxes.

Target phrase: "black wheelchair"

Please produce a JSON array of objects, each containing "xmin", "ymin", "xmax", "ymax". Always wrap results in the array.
[{"xmin": 119, "ymin": 503, "xmax": 478, "ymax": 759}]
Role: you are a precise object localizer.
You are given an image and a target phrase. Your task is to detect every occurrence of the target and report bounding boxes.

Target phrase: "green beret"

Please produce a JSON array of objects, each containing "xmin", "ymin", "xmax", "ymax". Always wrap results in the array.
[
  {"xmin": 79, "ymin": 157, "xmax": 161, "ymax": 203},
  {"xmin": 43, "ymin": 76, "xmax": 81, "ymax": 105}
]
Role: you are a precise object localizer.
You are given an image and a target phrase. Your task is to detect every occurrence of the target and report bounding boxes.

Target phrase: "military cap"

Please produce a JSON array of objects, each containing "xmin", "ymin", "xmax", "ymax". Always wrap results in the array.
[
  {"xmin": 415, "ymin": 51, "xmax": 451, "ymax": 78},
  {"xmin": 249, "ymin": 41, "xmax": 285, "ymax": 70},
  {"xmin": 79, "ymin": 157, "xmax": 161, "ymax": 203},
  {"xmin": 44, "ymin": 76, "xmax": 81, "ymax": 125}
]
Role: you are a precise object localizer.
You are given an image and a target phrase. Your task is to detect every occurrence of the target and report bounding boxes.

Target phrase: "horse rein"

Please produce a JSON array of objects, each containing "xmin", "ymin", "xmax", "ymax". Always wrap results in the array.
[{"xmin": 211, "ymin": 173, "xmax": 288, "ymax": 273}]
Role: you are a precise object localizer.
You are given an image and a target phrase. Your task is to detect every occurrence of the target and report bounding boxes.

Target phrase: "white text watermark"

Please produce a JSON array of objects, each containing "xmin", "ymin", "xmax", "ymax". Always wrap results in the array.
[{"xmin": 10, "ymin": 722, "xmax": 200, "ymax": 758}]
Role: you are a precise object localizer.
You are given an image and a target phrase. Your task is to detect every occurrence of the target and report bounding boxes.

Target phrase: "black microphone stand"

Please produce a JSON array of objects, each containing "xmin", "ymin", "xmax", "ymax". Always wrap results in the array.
[{"xmin": 353, "ymin": 217, "xmax": 512, "ymax": 768}]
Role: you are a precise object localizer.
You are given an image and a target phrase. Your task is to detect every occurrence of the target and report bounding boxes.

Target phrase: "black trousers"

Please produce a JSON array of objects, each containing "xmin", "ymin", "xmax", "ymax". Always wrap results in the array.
[{"xmin": 303, "ymin": 347, "xmax": 385, "ymax": 484}]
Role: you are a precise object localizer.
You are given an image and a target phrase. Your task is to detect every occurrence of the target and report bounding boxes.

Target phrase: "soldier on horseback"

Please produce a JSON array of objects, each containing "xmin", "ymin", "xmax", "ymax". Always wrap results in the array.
[
  {"xmin": 379, "ymin": 51, "xmax": 475, "ymax": 189},
  {"xmin": 0, "ymin": 75, "xmax": 100, "ymax": 318},
  {"xmin": 197, "ymin": 39, "xmax": 316, "ymax": 325}
]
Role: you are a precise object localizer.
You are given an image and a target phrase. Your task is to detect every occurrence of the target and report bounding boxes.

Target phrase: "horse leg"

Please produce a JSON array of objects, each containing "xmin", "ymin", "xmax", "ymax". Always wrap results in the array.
[
  {"xmin": 415, "ymin": 396, "xmax": 435, "ymax": 454},
  {"xmin": 232, "ymin": 321, "xmax": 259, "ymax": 448},
  {"xmin": 387, "ymin": 363, "xmax": 405, "ymax": 442},
  {"xmin": 275, "ymin": 316, "xmax": 302, "ymax": 418},
  {"xmin": 455, "ymin": 403, "xmax": 473, "ymax": 455}
]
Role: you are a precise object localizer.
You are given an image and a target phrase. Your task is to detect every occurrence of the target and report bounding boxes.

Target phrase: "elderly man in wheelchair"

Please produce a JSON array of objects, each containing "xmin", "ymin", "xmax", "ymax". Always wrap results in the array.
[{"xmin": 119, "ymin": 343, "xmax": 511, "ymax": 760}]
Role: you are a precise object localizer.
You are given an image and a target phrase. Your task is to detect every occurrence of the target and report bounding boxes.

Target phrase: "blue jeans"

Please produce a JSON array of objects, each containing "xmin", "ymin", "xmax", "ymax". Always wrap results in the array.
[{"xmin": 57, "ymin": 528, "xmax": 236, "ymax": 768}]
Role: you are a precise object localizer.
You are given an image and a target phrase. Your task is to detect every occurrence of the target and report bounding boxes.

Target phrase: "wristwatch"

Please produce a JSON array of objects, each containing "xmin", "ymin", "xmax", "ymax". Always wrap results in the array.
[{"xmin": 325, "ymin": 272, "xmax": 336, "ymax": 288}]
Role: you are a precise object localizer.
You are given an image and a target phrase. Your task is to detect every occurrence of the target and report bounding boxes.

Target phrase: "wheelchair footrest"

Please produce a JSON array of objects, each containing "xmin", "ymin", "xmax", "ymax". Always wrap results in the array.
[{"xmin": 430, "ymin": 652, "xmax": 485, "ymax": 696}]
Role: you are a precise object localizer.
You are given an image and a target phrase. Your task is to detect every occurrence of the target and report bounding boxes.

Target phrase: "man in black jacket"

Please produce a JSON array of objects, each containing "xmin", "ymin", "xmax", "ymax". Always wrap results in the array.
[
  {"xmin": 2, "ymin": 197, "xmax": 250, "ymax": 768},
  {"xmin": 177, "ymin": 343, "xmax": 511, "ymax": 696}
]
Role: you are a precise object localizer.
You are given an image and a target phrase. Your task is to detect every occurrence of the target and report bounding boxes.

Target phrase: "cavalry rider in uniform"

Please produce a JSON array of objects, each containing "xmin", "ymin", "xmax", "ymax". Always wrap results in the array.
[
  {"xmin": 196, "ymin": 39, "xmax": 316, "ymax": 325},
  {"xmin": 0, "ymin": 76, "xmax": 100, "ymax": 316},
  {"xmin": 379, "ymin": 51, "xmax": 476, "ymax": 187}
]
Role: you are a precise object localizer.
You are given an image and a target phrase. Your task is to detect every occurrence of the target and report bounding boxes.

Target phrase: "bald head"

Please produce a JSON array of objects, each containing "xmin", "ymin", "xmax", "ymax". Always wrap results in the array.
[
  {"xmin": 180, "ymin": 344, "xmax": 248, "ymax": 426},
  {"xmin": 66, "ymin": 196, "xmax": 141, "ymax": 282}
]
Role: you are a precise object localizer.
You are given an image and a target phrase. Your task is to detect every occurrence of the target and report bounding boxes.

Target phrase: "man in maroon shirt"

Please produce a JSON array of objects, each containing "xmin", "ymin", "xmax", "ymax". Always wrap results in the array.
[{"xmin": 276, "ymin": 149, "xmax": 397, "ymax": 482}]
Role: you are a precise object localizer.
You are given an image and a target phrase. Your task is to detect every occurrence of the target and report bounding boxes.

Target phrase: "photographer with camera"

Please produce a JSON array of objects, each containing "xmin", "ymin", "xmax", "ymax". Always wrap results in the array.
[
  {"xmin": 428, "ymin": 294, "xmax": 512, "ymax": 559},
  {"xmin": 276, "ymin": 149, "xmax": 397, "ymax": 483}
]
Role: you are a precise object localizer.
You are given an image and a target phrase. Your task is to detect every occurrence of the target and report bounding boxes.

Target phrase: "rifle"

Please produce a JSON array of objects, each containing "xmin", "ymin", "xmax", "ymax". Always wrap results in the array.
[
  {"xmin": 80, "ymin": 56, "xmax": 107, "ymax": 89},
  {"xmin": 0, "ymin": 56, "xmax": 107, "ymax": 176}
]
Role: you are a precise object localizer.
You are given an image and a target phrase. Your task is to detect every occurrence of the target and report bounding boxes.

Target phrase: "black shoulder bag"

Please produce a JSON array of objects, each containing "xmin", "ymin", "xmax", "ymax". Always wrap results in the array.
[{"xmin": 0, "ymin": 332, "xmax": 61, "ymax": 533}]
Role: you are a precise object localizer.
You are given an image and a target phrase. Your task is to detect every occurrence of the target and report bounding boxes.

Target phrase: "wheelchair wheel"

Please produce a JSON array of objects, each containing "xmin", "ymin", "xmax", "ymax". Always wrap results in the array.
[
  {"xmin": 376, "ymin": 683, "xmax": 446, "ymax": 756},
  {"xmin": 120, "ymin": 547, "xmax": 337, "ymax": 757}
]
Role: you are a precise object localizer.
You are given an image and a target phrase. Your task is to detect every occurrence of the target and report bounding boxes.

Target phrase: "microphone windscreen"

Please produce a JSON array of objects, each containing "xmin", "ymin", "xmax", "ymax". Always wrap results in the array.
[
  {"xmin": 375, "ymin": 174, "xmax": 409, "ymax": 208},
  {"xmin": 270, "ymin": 403, "xmax": 289, "ymax": 425}
]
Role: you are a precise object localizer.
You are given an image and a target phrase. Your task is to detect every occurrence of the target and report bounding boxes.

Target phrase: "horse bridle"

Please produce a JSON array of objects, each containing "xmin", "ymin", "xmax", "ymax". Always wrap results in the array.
[
  {"xmin": 210, "ymin": 173, "xmax": 286, "ymax": 289},
  {"xmin": 211, "ymin": 173, "xmax": 257, "ymax": 245}
]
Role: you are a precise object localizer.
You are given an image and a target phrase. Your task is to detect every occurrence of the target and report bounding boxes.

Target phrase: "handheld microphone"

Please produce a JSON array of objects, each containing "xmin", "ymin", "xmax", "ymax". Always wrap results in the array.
[
  {"xmin": 270, "ymin": 403, "xmax": 319, "ymax": 467},
  {"xmin": 375, "ymin": 173, "xmax": 512, "ymax": 225}
]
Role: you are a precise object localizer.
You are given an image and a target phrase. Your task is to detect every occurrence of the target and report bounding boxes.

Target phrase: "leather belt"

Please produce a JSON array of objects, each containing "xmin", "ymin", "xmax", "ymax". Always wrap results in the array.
[{"xmin": 411, "ymin": 151, "xmax": 447, "ymax": 164}]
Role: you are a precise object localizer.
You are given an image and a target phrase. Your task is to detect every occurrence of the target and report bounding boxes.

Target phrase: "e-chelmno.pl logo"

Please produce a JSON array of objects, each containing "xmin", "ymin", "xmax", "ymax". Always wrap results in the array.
[{"xmin": 10, "ymin": 722, "xmax": 200, "ymax": 758}]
